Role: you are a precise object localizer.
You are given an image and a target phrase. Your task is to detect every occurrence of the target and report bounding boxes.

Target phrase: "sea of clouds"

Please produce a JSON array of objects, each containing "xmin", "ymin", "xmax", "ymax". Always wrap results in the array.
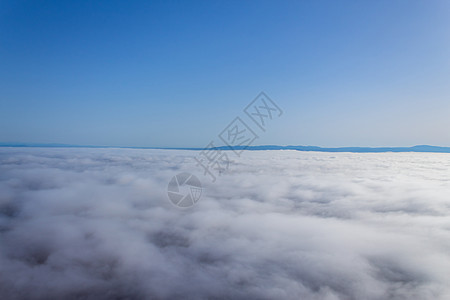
[{"xmin": 1, "ymin": 147, "xmax": 450, "ymax": 300}]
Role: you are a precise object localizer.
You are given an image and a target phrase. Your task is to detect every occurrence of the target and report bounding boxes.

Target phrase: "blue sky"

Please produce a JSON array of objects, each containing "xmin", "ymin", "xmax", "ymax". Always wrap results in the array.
[{"xmin": 1, "ymin": 0, "xmax": 449, "ymax": 147}]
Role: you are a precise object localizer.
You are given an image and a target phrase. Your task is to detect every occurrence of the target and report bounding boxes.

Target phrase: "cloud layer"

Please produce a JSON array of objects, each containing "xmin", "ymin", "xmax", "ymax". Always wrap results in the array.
[{"xmin": 1, "ymin": 148, "xmax": 450, "ymax": 299}]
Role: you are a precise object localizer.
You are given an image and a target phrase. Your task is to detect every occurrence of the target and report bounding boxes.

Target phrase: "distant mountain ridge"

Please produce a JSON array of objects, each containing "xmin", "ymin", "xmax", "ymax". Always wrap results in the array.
[
  {"xmin": 212, "ymin": 145, "xmax": 450, "ymax": 153},
  {"xmin": 1, "ymin": 143, "xmax": 450, "ymax": 153}
]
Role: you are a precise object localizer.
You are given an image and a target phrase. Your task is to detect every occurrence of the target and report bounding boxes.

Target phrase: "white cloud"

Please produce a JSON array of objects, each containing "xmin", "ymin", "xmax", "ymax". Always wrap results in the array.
[{"xmin": 0, "ymin": 148, "xmax": 450, "ymax": 299}]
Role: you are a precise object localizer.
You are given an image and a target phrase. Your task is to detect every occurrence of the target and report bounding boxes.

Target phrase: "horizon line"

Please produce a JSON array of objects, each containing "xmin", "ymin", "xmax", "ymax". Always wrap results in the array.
[{"xmin": 1, "ymin": 143, "xmax": 450, "ymax": 153}]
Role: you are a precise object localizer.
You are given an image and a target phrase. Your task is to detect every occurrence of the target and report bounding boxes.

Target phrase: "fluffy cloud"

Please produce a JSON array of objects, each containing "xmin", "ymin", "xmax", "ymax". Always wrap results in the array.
[{"xmin": 1, "ymin": 148, "xmax": 450, "ymax": 299}]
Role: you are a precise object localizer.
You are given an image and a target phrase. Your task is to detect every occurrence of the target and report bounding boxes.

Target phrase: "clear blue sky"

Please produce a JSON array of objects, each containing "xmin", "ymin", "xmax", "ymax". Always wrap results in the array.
[{"xmin": 1, "ymin": 0, "xmax": 449, "ymax": 147}]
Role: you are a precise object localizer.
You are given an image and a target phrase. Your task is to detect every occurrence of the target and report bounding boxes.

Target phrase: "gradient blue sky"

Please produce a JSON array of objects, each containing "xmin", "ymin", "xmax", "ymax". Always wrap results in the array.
[{"xmin": 1, "ymin": 0, "xmax": 449, "ymax": 147}]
